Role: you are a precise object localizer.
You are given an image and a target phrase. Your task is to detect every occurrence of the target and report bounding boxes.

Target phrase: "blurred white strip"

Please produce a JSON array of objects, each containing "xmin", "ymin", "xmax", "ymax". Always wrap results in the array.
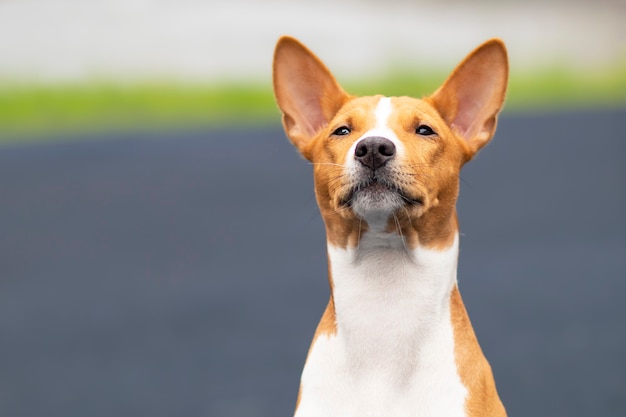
[{"xmin": 0, "ymin": 0, "xmax": 623, "ymax": 83}]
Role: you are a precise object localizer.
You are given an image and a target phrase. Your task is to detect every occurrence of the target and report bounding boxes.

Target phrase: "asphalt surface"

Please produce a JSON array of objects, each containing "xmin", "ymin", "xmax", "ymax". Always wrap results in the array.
[{"xmin": 1, "ymin": 108, "xmax": 625, "ymax": 417}]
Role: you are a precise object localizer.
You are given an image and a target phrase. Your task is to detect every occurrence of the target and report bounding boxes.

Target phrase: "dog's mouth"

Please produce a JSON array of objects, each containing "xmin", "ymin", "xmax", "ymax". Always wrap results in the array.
[{"xmin": 339, "ymin": 177, "xmax": 423, "ymax": 209}]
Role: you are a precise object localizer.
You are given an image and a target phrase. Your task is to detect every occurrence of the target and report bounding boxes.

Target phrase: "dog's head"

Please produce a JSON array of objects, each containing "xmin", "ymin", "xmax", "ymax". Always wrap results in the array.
[{"xmin": 273, "ymin": 37, "xmax": 508, "ymax": 249}]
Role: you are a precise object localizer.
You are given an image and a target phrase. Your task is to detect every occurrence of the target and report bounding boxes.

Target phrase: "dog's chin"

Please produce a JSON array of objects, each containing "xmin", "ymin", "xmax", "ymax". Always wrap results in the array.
[{"xmin": 342, "ymin": 182, "xmax": 423, "ymax": 220}]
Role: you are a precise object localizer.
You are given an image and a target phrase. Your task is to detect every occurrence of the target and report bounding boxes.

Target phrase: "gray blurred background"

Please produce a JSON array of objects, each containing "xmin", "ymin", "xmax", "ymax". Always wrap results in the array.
[{"xmin": 0, "ymin": 1, "xmax": 625, "ymax": 416}]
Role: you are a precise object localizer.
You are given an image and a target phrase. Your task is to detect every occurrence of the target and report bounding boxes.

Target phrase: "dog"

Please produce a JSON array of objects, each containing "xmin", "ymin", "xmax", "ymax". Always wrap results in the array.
[{"xmin": 273, "ymin": 36, "xmax": 508, "ymax": 417}]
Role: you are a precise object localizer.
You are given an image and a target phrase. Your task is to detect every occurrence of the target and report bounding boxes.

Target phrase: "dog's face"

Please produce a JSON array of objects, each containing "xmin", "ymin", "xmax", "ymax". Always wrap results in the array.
[
  {"xmin": 273, "ymin": 38, "xmax": 508, "ymax": 249},
  {"xmin": 304, "ymin": 95, "xmax": 467, "ymax": 229}
]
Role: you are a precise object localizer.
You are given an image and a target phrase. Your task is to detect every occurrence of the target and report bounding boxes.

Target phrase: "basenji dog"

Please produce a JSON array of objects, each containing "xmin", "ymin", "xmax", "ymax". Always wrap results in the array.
[{"xmin": 273, "ymin": 36, "xmax": 509, "ymax": 417}]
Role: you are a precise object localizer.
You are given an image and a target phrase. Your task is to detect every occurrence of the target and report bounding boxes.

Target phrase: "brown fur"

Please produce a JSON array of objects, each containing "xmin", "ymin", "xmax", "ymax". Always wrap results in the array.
[{"xmin": 451, "ymin": 288, "xmax": 507, "ymax": 416}]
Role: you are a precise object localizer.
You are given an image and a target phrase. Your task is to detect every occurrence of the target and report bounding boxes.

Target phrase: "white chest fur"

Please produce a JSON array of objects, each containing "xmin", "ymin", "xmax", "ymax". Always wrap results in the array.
[{"xmin": 295, "ymin": 233, "xmax": 467, "ymax": 417}]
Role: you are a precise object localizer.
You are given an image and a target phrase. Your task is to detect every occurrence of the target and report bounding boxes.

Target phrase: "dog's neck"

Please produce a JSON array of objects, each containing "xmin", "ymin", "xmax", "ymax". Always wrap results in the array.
[{"xmin": 325, "ymin": 223, "xmax": 460, "ymax": 382}]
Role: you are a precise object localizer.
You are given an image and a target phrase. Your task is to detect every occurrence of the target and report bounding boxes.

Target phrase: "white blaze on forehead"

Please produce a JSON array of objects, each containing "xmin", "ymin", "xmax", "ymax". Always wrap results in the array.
[
  {"xmin": 373, "ymin": 96, "xmax": 393, "ymax": 129},
  {"xmin": 346, "ymin": 97, "xmax": 405, "ymax": 168}
]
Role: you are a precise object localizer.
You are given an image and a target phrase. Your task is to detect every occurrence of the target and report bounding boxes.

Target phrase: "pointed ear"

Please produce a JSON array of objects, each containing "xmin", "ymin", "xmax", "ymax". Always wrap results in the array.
[
  {"xmin": 429, "ymin": 39, "xmax": 509, "ymax": 158},
  {"xmin": 272, "ymin": 36, "xmax": 350, "ymax": 157}
]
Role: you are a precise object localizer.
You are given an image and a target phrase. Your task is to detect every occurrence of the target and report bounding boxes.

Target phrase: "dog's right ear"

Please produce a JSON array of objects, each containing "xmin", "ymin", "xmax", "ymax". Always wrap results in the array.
[{"xmin": 273, "ymin": 37, "xmax": 350, "ymax": 158}]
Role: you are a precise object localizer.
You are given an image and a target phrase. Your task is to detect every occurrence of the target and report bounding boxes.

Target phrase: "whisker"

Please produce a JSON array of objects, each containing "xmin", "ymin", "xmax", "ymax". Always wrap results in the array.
[
  {"xmin": 460, "ymin": 175, "xmax": 474, "ymax": 190},
  {"xmin": 403, "ymin": 207, "xmax": 412, "ymax": 226},
  {"xmin": 402, "ymin": 163, "xmax": 430, "ymax": 168},
  {"xmin": 403, "ymin": 173, "xmax": 433, "ymax": 179},
  {"xmin": 326, "ymin": 174, "xmax": 348, "ymax": 185},
  {"xmin": 309, "ymin": 162, "xmax": 345, "ymax": 168},
  {"xmin": 393, "ymin": 213, "xmax": 410, "ymax": 254}
]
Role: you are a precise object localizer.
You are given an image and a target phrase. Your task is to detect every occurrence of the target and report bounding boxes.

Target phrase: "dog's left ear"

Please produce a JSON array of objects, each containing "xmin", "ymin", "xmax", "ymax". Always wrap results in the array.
[
  {"xmin": 428, "ymin": 39, "xmax": 508, "ymax": 159},
  {"xmin": 273, "ymin": 36, "xmax": 350, "ymax": 159}
]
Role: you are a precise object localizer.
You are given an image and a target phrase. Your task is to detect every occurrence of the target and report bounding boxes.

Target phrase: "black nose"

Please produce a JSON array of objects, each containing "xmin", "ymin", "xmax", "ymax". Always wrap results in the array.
[{"xmin": 354, "ymin": 136, "xmax": 396, "ymax": 170}]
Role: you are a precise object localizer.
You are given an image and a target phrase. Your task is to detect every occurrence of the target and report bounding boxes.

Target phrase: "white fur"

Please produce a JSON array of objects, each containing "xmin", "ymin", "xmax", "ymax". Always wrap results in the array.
[{"xmin": 295, "ymin": 233, "xmax": 467, "ymax": 417}]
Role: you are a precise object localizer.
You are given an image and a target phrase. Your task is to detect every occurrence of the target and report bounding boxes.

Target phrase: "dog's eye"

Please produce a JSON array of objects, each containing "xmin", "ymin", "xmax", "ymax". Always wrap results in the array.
[
  {"xmin": 416, "ymin": 125, "xmax": 436, "ymax": 136},
  {"xmin": 332, "ymin": 126, "xmax": 351, "ymax": 136}
]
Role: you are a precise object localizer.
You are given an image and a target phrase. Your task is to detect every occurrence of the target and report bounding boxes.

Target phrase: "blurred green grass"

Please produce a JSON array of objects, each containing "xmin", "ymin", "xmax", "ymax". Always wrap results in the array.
[{"xmin": 1, "ymin": 65, "xmax": 625, "ymax": 142}]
